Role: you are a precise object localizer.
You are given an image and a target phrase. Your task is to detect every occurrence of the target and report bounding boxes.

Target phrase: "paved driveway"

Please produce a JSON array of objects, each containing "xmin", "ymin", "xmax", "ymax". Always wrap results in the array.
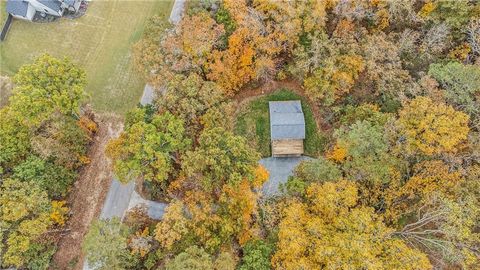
[
  {"xmin": 127, "ymin": 190, "xmax": 168, "ymax": 220},
  {"xmin": 260, "ymin": 156, "xmax": 312, "ymax": 196},
  {"xmin": 99, "ymin": 179, "xmax": 135, "ymax": 220}
]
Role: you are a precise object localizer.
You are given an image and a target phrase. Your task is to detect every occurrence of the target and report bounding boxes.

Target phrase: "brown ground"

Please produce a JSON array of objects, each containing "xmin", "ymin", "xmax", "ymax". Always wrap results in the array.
[
  {"xmin": 52, "ymin": 113, "xmax": 124, "ymax": 270},
  {"xmin": 233, "ymin": 79, "xmax": 331, "ymax": 130}
]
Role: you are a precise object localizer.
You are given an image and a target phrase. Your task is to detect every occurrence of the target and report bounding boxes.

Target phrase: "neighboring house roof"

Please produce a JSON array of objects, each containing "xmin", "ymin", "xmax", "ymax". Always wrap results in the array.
[
  {"xmin": 269, "ymin": 101, "xmax": 306, "ymax": 140},
  {"xmin": 6, "ymin": 0, "xmax": 29, "ymax": 17},
  {"xmin": 64, "ymin": 0, "xmax": 76, "ymax": 5},
  {"xmin": 38, "ymin": 0, "xmax": 63, "ymax": 12}
]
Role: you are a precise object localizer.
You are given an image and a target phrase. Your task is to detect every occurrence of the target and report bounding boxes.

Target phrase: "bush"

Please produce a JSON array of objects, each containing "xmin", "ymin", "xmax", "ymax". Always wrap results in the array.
[
  {"xmin": 239, "ymin": 239, "xmax": 274, "ymax": 270},
  {"xmin": 25, "ymin": 242, "xmax": 56, "ymax": 270}
]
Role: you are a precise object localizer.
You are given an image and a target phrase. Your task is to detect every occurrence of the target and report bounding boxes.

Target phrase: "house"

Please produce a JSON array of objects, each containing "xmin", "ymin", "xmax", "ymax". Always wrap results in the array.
[
  {"xmin": 6, "ymin": 0, "xmax": 81, "ymax": 21},
  {"xmin": 269, "ymin": 101, "xmax": 306, "ymax": 157}
]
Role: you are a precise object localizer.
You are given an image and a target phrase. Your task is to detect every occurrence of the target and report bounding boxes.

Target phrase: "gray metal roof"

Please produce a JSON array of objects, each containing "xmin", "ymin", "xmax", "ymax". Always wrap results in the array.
[
  {"xmin": 38, "ymin": 0, "xmax": 63, "ymax": 12},
  {"xmin": 269, "ymin": 101, "xmax": 305, "ymax": 140},
  {"xmin": 6, "ymin": 0, "xmax": 29, "ymax": 17},
  {"xmin": 64, "ymin": 0, "xmax": 75, "ymax": 6}
]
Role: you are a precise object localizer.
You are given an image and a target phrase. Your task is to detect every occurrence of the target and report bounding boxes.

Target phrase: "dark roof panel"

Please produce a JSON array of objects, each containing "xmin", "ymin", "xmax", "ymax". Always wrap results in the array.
[
  {"xmin": 38, "ymin": 0, "xmax": 63, "ymax": 12},
  {"xmin": 6, "ymin": 0, "xmax": 29, "ymax": 17}
]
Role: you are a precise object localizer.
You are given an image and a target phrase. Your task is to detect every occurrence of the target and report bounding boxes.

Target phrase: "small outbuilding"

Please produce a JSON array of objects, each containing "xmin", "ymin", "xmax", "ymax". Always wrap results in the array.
[{"xmin": 269, "ymin": 100, "xmax": 306, "ymax": 157}]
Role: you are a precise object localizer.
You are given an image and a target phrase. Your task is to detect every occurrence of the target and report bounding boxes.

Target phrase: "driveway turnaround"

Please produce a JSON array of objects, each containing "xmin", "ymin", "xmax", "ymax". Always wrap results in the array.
[
  {"xmin": 128, "ymin": 191, "xmax": 168, "ymax": 220},
  {"xmin": 260, "ymin": 156, "xmax": 312, "ymax": 197}
]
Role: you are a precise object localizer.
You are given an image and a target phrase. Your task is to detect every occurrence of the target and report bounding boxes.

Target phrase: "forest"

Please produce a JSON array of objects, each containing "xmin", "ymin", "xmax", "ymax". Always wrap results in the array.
[{"xmin": 1, "ymin": 0, "xmax": 479, "ymax": 269}]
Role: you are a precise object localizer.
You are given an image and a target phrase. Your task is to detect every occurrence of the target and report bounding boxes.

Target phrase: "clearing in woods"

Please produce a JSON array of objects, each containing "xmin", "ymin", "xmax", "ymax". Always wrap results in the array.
[{"xmin": 0, "ymin": 0, "xmax": 173, "ymax": 113}]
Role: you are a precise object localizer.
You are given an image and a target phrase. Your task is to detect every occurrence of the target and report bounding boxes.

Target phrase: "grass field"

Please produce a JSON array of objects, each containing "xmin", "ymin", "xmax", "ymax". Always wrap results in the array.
[
  {"xmin": 0, "ymin": 0, "xmax": 173, "ymax": 113},
  {"xmin": 235, "ymin": 89, "xmax": 326, "ymax": 158}
]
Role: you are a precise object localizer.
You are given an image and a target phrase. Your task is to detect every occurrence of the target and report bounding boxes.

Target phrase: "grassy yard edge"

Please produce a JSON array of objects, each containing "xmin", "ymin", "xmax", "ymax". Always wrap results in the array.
[{"xmin": 235, "ymin": 89, "xmax": 326, "ymax": 158}]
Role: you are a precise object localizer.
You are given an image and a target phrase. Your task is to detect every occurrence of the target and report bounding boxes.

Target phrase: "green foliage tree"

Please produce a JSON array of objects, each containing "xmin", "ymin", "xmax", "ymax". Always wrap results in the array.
[
  {"xmin": 0, "ymin": 55, "xmax": 89, "ymax": 172},
  {"xmin": 284, "ymin": 158, "xmax": 341, "ymax": 196},
  {"xmin": 165, "ymin": 246, "xmax": 213, "ymax": 270},
  {"xmin": 9, "ymin": 54, "xmax": 87, "ymax": 126},
  {"xmin": 239, "ymin": 239, "xmax": 273, "ymax": 270},
  {"xmin": 424, "ymin": 0, "xmax": 474, "ymax": 31},
  {"xmin": 428, "ymin": 62, "xmax": 480, "ymax": 117},
  {"xmin": 106, "ymin": 110, "xmax": 191, "ymax": 187},
  {"xmin": 82, "ymin": 218, "xmax": 133, "ymax": 270},
  {"xmin": 182, "ymin": 127, "xmax": 260, "ymax": 192},
  {"xmin": 215, "ymin": 7, "xmax": 236, "ymax": 37},
  {"xmin": 339, "ymin": 104, "xmax": 392, "ymax": 127},
  {"xmin": 334, "ymin": 120, "xmax": 394, "ymax": 184},
  {"xmin": 0, "ymin": 108, "xmax": 30, "ymax": 172},
  {"xmin": 160, "ymin": 73, "xmax": 226, "ymax": 135},
  {"xmin": 23, "ymin": 242, "xmax": 57, "ymax": 270},
  {"xmin": 13, "ymin": 155, "xmax": 76, "ymax": 198}
]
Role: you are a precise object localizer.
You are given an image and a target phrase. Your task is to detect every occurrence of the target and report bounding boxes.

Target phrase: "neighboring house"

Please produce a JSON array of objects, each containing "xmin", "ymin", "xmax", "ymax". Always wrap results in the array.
[
  {"xmin": 269, "ymin": 101, "xmax": 306, "ymax": 157},
  {"xmin": 6, "ymin": 0, "xmax": 81, "ymax": 21}
]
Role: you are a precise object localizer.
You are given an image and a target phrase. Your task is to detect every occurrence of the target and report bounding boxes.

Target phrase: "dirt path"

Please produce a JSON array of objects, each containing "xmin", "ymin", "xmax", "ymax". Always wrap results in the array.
[
  {"xmin": 52, "ymin": 114, "xmax": 123, "ymax": 270},
  {"xmin": 233, "ymin": 80, "xmax": 330, "ymax": 130}
]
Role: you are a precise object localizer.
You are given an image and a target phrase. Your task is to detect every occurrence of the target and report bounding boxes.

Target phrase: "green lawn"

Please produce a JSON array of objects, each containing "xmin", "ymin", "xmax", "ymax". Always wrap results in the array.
[
  {"xmin": 235, "ymin": 89, "xmax": 326, "ymax": 158},
  {"xmin": 0, "ymin": 0, "xmax": 173, "ymax": 113}
]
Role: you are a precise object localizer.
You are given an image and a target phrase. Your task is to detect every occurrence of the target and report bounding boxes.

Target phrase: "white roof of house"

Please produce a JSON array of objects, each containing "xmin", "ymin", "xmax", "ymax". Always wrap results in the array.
[{"xmin": 269, "ymin": 101, "xmax": 306, "ymax": 140}]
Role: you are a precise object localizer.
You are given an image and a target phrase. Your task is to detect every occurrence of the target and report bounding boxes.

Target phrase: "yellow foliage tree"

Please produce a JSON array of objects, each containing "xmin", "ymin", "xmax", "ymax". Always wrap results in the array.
[
  {"xmin": 385, "ymin": 160, "xmax": 463, "ymax": 221},
  {"xmin": 50, "ymin": 200, "xmax": 68, "ymax": 226},
  {"xmin": 253, "ymin": 165, "xmax": 269, "ymax": 188},
  {"xmin": 326, "ymin": 143, "xmax": 347, "ymax": 162},
  {"xmin": 272, "ymin": 180, "xmax": 432, "ymax": 270},
  {"xmin": 397, "ymin": 96, "xmax": 469, "ymax": 156},
  {"xmin": 154, "ymin": 200, "xmax": 190, "ymax": 251}
]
